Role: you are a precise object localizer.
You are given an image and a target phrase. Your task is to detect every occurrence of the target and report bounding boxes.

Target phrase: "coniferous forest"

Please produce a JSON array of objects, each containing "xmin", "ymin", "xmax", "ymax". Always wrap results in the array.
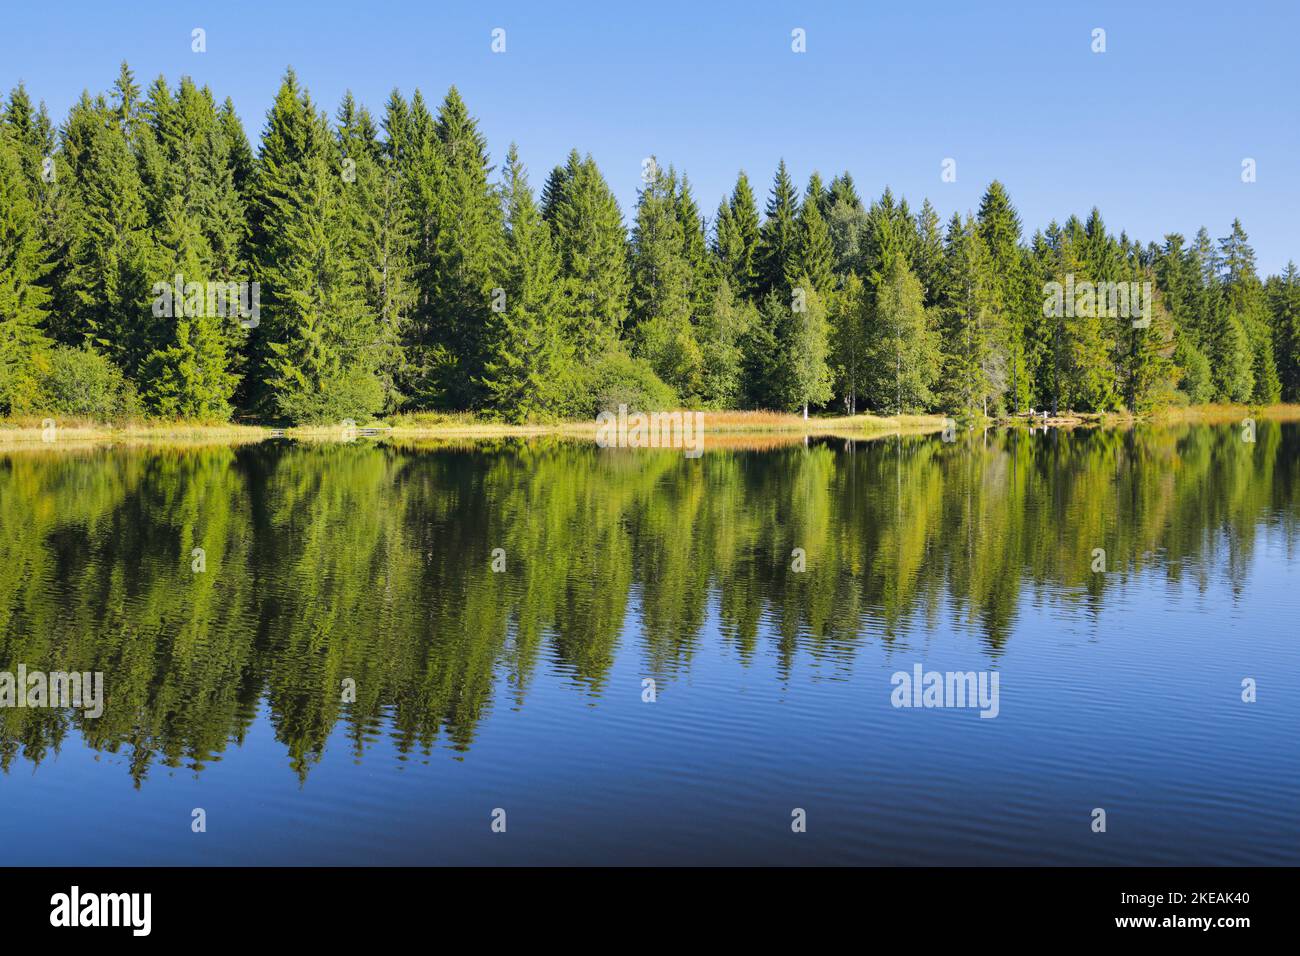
[{"xmin": 3, "ymin": 64, "xmax": 1300, "ymax": 425}]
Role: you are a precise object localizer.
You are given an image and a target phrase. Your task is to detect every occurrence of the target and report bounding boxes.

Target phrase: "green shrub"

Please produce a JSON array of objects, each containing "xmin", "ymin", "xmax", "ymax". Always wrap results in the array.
[
  {"xmin": 1175, "ymin": 339, "xmax": 1215, "ymax": 405},
  {"xmin": 274, "ymin": 365, "xmax": 386, "ymax": 425},
  {"xmin": 579, "ymin": 349, "xmax": 678, "ymax": 417},
  {"xmin": 35, "ymin": 345, "xmax": 142, "ymax": 422}
]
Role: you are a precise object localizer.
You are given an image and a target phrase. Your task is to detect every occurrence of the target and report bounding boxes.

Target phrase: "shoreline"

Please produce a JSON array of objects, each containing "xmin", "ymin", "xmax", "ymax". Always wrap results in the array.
[
  {"xmin": 0, "ymin": 411, "xmax": 950, "ymax": 447},
  {"xmin": 1, "ymin": 405, "xmax": 1296, "ymax": 448}
]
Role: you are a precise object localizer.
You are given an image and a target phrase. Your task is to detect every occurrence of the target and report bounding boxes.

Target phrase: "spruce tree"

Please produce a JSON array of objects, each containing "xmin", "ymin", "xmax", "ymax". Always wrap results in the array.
[
  {"xmin": 937, "ymin": 213, "xmax": 998, "ymax": 417},
  {"xmin": 339, "ymin": 92, "xmax": 411, "ymax": 410},
  {"xmin": 3, "ymin": 83, "xmax": 44, "ymax": 188},
  {"xmin": 249, "ymin": 73, "xmax": 383, "ymax": 422},
  {"xmin": 1116, "ymin": 280, "xmax": 1176, "ymax": 413},
  {"xmin": 975, "ymin": 181, "xmax": 1028, "ymax": 413},
  {"xmin": 405, "ymin": 86, "xmax": 503, "ymax": 409},
  {"xmin": 1269, "ymin": 262, "xmax": 1300, "ymax": 401},
  {"xmin": 244, "ymin": 69, "xmax": 334, "ymax": 413},
  {"xmin": 552, "ymin": 153, "xmax": 630, "ymax": 361},
  {"xmin": 860, "ymin": 188, "xmax": 920, "ymax": 306},
  {"xmin": 263, "ymin": 149, "xmax": 382, "ymax": 423},
  {"xmin": 1054, "ymin": 216, "xmax": 1119, "ymax": 411},
  {"xmin": 539, "ymin": 152, "xmax": 577, "ymax": 225},
  {"xmin": 913, "ymin": 199, "xmax": 945, "ymax": 306},
  {"xmin": 712, "ymin": 196, "xmax": 739, "ymax": 288},
  {"xmin": 1188, "ymin": 227, "xmax": 1221, "ymax": 357},
  {"xmin": 0, "ymin": 129, "xmax": 52, "ymax": 412},
  {"xmin": 827, "ymin": 173, "xmax": 861, "ymax": 212},
  {"xmin": 795, "ymin": 173, "xmax": 834, "ymax": 295},
  {"xmin": 219, "ymin": 98, "xmax": 255, "ymax": 200},
  {"xmin": 1213, "ymin": 311, "xmax": 1256, "ymax": 402},
  {"xmin": 7, "ymin": 88, "xmax": 72, "ymax": 347},
  {"xmin": 1219, "ymin": 219, "xmax": 1279, "ymax": 403},
  {"xmin": 756, "ymin": 160, "xmax": 800, "ymax": 297},
  {"xmin": 675, "ymin": 173, "xmax": 710, "ymax": 317},
  {"xmin": 140, "ymin": 192, "xmax": 239, "ymax": 419},
  {"xmin": 61, "ymin": 94, "xmax": 157, "ymax": 375},
  {"xmin": 630, "ymin": 161, "xmax": 700, "ymax": 399},
  {"xmin": 717, "ymin": 170, "xmax": 761, "ymax": 299},
  {"xmin": 741, "ymin": 290, "xmax": 784, "ymax": 409},
  {"xmin": 481, "ymin": 144, "xmax": 575, "ymax": 419}
]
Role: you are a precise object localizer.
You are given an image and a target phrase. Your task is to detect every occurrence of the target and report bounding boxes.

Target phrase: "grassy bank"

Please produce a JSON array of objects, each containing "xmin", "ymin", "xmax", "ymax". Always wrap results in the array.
[
  {"xmin": 0, "ymin": 416, "xmax": 270, "ymax": 447},
  {"xmin": 0, "ymin": 409, "xmax": 948, "ymax": 448},
  {"xmin": 4, "ymin": 405, "xmax": 1298, "ymax": 449},
  {"xmin": 383, "ymin": 409, "xmax": 949, "ymax": 439},
  {"xmin": 995, "ymin": 403, "xmax": 1300, "ymax": 428}
]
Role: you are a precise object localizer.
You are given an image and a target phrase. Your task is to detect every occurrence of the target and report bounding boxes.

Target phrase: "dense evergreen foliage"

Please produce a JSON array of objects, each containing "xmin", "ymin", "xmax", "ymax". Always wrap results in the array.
[{"xmin": 3, "ymin": 65, "xmax": 1298, "ymax": 423}]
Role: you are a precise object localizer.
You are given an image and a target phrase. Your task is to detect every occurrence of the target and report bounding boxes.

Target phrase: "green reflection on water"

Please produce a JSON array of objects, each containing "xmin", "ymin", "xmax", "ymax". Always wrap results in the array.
[{"xmin": 0, "ymin": 423, "xmax": 1294, "ymax": 785}]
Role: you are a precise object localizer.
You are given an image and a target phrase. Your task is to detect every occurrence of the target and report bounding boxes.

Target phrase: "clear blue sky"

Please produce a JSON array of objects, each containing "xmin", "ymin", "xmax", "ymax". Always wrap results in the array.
[{"xmin": 4, "ymin": 0, "xmax": 1297, "ymax": 273}]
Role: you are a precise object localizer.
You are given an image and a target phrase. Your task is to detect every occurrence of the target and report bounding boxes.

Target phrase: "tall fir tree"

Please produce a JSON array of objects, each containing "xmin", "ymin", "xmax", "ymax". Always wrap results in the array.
[
  {"xmin": 913, "ymin": 199, "xmax": 945, "ymax": 306},
  {"xmin": 1269, "ymin": 262, "xmax": 1300, "ymax": 401},
  {"xmin": 974, "ymin": 181, "xmax": 1028, "ymax": 413},
  {"xmin": 140, "ymin": 192, "xmax": 239, "ymax": 419},
  {"xmin": 481, "ymin": 144, "xmax": 575, "ymax": 419},
  {"xmin": 937, "ymin": 213, "xmax": 999, "ymax": 417},
  {"xmin": 1219, "ymin": 218, "xmax": 1279, "ymax": 403},
  {"xmin": 405, "ymin": 86, "xmax": 503, "ymax": 409},
  {"xmin": 539, "ymin": 150, "xmax": 579, "ymax": 226},
  {"xmin": 552, "ymin": 153, "xmax": 630, "ymax": 361},
  {"xmin": 794, "ymin": 173, "xmax": 834, "ymax": 295},
  {"xmin": 6, "ymin": 86, "xmax": 72, "ymax": 346},
  {"xmin": 60, "ymin": 93, "xmax": 157, "ymax": 376},
  {"xmin": 248, "ymin": 72, "xmax": 383, "ymax": 422},
  {"xmin": 244, "ymin": 69, "xmax": 334, "ymax": 412},
  {"xmin": 630, "ymin": 161, "xmax": 700, "ymax": 398},
  {"xmin": 713, "ymin": 170, "xmax": 762, "ymax": 301},
  {"xmin": 1116, "ymin": 280, "xmax": 1177, "ymax": 413},
  {"xmin": 0, "ymin": 128, "xmax": 52, "ymax": 412},
  {"xmin": 675, "ymin": 173, "xmax": 710, "ymax": 318},
  {"xmin": 339, "ymin": 92, "xmax": 411, "ymax": 410},
  {"xmin": 756, "ymin": 160, "xmax": 800, "ymax": 297},
  {"xmin": 263, "ymin": 148, "xmax": 382, "ymax": 423}
]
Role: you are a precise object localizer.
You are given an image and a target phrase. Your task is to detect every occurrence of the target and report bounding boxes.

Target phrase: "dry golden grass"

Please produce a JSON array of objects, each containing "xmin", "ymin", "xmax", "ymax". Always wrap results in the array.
[
  {"xmin": 1143, "ymin": 403, "xmax": 1300, "ymax": 424},
  {"xmin": 994, "ymin": 403, "xmax": 1300, "ymax": 429},
  {"xmin": 6, "ymin": 405, "xmax": 1293, "ymax": 451},
  {"xmin": 1011, "ymin": 404, "xmax": 1300, "ymax": 429},
  {"xmin": 367, "ymin": 409, "xmax": 952, "ymax": 444},
  {"xmin": 0, "ymin": 416, "xmax": 268, "ymax": 448}
]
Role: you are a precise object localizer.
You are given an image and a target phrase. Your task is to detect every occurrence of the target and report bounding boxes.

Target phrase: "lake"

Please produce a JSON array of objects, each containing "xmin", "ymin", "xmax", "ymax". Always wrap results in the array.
[{"xmin": 1, "ymin": 424, "xmax": 1297, "ymax": 865}]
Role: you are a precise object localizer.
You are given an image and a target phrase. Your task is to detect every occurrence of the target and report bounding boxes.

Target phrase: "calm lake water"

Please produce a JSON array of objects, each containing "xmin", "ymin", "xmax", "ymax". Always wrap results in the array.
[{"xmin": 1, "ymin": 424, "xmax": 1297, "ymax": 865}]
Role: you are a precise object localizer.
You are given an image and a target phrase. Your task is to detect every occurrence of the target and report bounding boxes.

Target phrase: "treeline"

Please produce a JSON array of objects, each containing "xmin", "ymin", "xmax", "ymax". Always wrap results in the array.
[
  {"xmin": 3, "ymin": 64, "xmax": 1300, "ymax": 423},
  {"xmin": 3, "ymin": 425, "xmax": 1295, "ymax": 779}
]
